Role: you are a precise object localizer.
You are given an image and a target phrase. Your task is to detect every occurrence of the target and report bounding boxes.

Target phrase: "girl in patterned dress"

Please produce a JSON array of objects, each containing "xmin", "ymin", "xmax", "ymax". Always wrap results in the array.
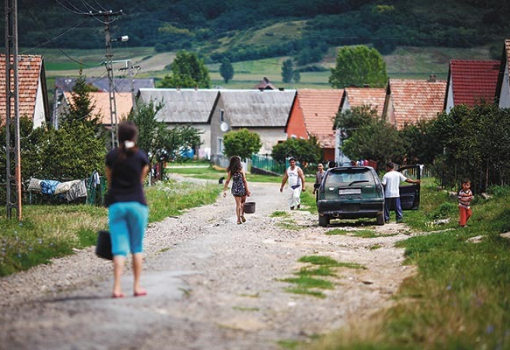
[{"xmin": 223, "ymin": 156, "xmax": 251, "ymax": 224}]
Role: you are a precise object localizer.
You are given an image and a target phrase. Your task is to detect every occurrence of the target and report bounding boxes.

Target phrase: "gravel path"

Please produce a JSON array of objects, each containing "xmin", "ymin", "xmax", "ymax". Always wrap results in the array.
[{"xmin": 0, "ymin": 179, "xmax": 416, "ymax": 350}]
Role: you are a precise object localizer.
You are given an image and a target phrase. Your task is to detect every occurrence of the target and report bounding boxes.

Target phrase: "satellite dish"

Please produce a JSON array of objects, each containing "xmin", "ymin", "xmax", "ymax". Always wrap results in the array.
[{"xmin": 220, "ymin": 122, "xmax": 229, "ymax": 132}]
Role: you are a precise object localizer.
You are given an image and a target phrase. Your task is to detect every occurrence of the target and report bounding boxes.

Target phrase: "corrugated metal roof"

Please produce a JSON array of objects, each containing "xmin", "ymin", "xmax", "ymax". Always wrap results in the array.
[
  {"xmin": 344, "ymin": 87, "xmax": 386, "ymax": 117},
  {"xmin": 138, "ymin": 88, "xmax": 219, "ymax": 124},
  {"xmin": 449, "ymin": 60, "xmax": 500, "ymax": 106},
  {"xmin": 55, "ymin": 77, "xmax": 155, "ymax": 94},
  {"xmin": 0, "ymin": 55, "xmax": 42, "ymax": 125},
  {"xmin": 221, "ymin": 90, "xmax": 296, "ymax": 127},
  {"xmin": 388, "ymin": 78, "xmax": 447, "ymax": 129},
  {"xmin": 295, "ymin": 89, "xmax": 343, "ymax": 148}
]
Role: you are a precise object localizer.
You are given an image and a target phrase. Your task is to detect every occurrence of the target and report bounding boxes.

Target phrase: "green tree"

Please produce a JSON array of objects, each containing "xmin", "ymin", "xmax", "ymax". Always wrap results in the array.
[
  {"xmin": 431, "ymin": 103, "xmax": 510, "ymax": 191},
  {"xmin": 129, "ymin": 99, "xmax": 203, "ymax": 164},
  {"xmin": 38, "ymin": 122, "xmax": 106, "ymax": 180},
  {"xmin": 271, "ymin": 136, "xmax": 322, "ymax": 164},
  {"xmin": 159, "ymin": 50, "xmax": 211, "ymax": 88},
  {"xmin": 219, "ymin": 58, "xmax": 234, "ymax": 83},
  {"xmin": 61, "ymin": 69, "xmax": 100, "ymax": 128},
  {"xmin": 0, "ymin": 117, "xmax": 47, "ymax": 202},
  {"xmin": 342, "ymin": 119, "xmax": 405, "ymax": 169},
  {"xmin": 400, "ymin": 119, "xmax": 442, "ymax": 165},
  {"xmin": 293, "ymin": 70, "xmax": 301, "ymax": 83},
  {"xmin": 329, "ymin": 45, "xmax": 388, "ymax": 88},
  {"xmin": 334, "ymin": 105, "xmax": 378, "ymax": 139},
  {"xmin": 281, "ymin": 59, "xmax": 294, "ymax": 84},
  {"xmin": 223, "ymin": 129, "xmax": 262, "ymax": 161}
]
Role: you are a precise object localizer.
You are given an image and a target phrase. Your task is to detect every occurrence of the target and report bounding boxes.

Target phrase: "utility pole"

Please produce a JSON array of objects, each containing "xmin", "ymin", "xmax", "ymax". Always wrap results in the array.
[
  {"xmin": 117, "ymin": 59, "xmax": 141, "ymax": 110},
  {"xmin": 85, "ymin": 10, "xmax": 125, "ymax": 149},
  {"xmin": 4, "ymin": 0, "xmax": 22, "ymax": 220}
]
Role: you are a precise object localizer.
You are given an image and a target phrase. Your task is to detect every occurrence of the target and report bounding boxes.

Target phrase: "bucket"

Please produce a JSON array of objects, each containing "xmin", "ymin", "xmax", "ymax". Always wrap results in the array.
[{"xmin": 244, "ymin": 202, "xmax": 256, "ymax": 214}]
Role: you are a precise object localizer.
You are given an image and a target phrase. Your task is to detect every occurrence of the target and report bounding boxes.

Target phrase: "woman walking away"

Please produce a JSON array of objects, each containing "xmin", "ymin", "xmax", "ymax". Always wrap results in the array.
[
  {"xmin": 105, "ymin": 121, "xmax": 150, "ymax": 298},
  {"xmin": 223, "ymin": 156, "xmax": 251, "ymax": 224}
]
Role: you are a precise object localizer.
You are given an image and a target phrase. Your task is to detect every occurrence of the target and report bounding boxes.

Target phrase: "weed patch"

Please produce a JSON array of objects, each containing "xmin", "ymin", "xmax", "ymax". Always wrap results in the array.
[
  {"xmin": 281, "ymin": 255, "xmax": 365, "ymax": 299},
  {"xmin": 271, "ymin": 211, "xmax": 289, "ymax": 218}
]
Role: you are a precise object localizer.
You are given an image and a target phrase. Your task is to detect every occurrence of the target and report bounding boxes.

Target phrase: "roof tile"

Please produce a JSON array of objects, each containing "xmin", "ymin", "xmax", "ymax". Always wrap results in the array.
[
  {"xmin": 344, "ymin": 87, "xmax": 386, "ymax": 117},
  {"xmin": 388, "ymin": 79, "xmax": 447, "ymax": 129},
  {"xmin": 450, "ymin": 59, "xmax": 500, "ymax": 106},
  {"xmin": 296, "ymin": 89, "xmax": 343, "ymax": 148},
  {"xmin": 0, "ymin": 55, "xmax": 42, "ymax": 125}
]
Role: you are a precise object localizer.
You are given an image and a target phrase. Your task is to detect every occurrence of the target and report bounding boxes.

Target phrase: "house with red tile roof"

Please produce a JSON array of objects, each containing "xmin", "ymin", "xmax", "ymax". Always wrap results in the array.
[
  {"xmin": 496, "ymin": 39, "xmax": 510, "ymax": 109},
  {"xmin": 0, "ymin": 55, "xmax": 50, "ymax": 128},
  {"xmin": 444, "ymin": 60, "xmax": 500, "ymax": 112},
  {"xmin": 383, "ymin": 77, "xmax": 447, "ymax": 130},
  {"xmin": 336, "ymin": 87, "xmax": 386, "ymax": 164},
  {"xmin": 285, "ymin": 89, "xmax": 343, "ymax": 161},
  {"xmin": 56, "ymin": 92, "xmax": 133, "ymax": 129}
]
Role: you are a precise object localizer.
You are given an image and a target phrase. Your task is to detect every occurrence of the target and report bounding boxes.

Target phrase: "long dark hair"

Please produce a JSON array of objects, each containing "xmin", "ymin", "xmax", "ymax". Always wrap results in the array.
[
  {"xmin": 117, "ymin": 121, "xmax": 139, "ymax": 161},
  {"xmin": 227, "ymin": 156, "xmax": 242, "ymax": 173}
]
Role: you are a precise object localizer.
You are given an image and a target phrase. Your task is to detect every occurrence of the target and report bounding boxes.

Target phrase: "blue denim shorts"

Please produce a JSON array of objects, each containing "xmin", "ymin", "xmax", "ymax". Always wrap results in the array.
[{"xmin": 108, "ymin": 202, "xmax": 148, "ymax": 257}]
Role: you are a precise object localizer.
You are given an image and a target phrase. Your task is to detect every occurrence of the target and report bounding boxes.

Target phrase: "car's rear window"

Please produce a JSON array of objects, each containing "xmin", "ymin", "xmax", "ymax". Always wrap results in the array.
[{"xmin": 325, "ymin": 169, "xmax": 374, "ymax": 186}]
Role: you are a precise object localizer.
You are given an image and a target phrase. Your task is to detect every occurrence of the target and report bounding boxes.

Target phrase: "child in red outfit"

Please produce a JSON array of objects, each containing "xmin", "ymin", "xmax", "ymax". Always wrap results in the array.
[{"xmin": 458, "ymin": 178, "xmax": 473, "ymax": 227}]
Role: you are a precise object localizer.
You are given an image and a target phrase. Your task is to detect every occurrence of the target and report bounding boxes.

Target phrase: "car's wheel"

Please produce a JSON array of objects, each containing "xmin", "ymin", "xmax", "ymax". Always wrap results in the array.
[
  {"xmin": 318, "ymin": 214, "xmax": 329, "ymax": 227},
  {"xmin": 376, "ymin": 212, "xmax": 385, "ymax": 226}
]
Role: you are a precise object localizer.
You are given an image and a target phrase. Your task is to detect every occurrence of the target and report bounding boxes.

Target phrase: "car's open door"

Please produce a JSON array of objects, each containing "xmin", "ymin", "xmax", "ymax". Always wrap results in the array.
[{"xmin": 399, "ymin": 164, "xmax": 421, "ymax": 210}]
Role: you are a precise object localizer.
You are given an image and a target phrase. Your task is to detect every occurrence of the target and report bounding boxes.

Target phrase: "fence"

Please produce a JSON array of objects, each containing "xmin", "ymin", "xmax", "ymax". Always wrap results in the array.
[{"xmin": 251, "ymin": 154, "xmax": 286, "ymax": 175}]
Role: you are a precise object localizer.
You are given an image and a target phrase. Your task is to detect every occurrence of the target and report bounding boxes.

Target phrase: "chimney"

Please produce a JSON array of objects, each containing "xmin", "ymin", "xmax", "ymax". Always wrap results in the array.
[
  {"xmin": 428, "ymin": 74, "xmax": 436, "ymax": 82},
  {"xmin": 195, "ymin": 85, "xmax": 198, "ymax": 91}
]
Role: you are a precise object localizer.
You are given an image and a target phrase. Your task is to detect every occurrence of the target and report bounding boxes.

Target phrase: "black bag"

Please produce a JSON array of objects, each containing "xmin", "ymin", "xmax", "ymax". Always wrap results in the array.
[{"xmin": 96, "ymin": 230, "xmax": 113, "ymax": 260}]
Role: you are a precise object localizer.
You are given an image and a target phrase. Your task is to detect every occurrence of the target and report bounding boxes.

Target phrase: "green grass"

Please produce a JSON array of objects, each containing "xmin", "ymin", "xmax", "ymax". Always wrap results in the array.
[
  {"xmin": 271, "ymin": 210, "xmax": 289, "ymax": 217},
  {"xmin": 308, "ymin": 181, "xmax": 510, "ymax": 350},
  {"xmin": 0, "ymin": 180, "xmax": 219, "ymax": 277},
  {"xmin": 281, "ymin": 255, "xmax": 365, "ymax": 299},
  {"xmin": 325, "ymin": 228, "xmax": 390, "ymax": 238}
]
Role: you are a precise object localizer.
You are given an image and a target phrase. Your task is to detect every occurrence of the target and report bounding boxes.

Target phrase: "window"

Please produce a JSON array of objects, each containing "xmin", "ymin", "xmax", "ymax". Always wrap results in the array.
[
  {"xmin": 218, "ymin": 138, "xmax": 224, "ymax": 154},
  {"xmin": 220, "ymin": 109, "xmax": 224, "ymax": 122}
]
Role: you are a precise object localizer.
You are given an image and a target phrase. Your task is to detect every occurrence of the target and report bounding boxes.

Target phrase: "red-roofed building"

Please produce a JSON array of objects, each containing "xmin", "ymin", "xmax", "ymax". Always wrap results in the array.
[
  {"xmin": 497, "ymin": 39, "xmax": 510, "ymax": 109},
  {"xmin": 383, "ymin": 77, "xmax": 447, "ymax": 130},
  {"xmin": 56, "ymin": 92, "xmax": 133, "ymax": 129},
  {"xmin": 336, "ymin": 87, "xmax": 386, "ymax": 164},
  {"xmin": 445, "ymin": 60, "xmax": 500, "ymax": 112},
  {"xmin": 286, "ymin": 89, "xmax": 343, "ymax": 161},
  {"xmin": 0, "ymin": 55, "xmax": 50, "ymax": 128}
]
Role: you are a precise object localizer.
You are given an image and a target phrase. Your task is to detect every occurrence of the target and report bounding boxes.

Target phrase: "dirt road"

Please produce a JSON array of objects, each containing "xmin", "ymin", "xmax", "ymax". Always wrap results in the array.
[{"xmin": 0, "ymin": 180, "xmax": 415, "ymax": 350}]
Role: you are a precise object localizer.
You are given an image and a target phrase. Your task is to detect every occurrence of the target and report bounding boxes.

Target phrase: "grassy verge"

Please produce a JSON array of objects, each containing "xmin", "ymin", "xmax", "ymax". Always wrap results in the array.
[
  {"xmin": 0, "ymin": 180, "xmax": 219, "ymax": 277},
  {"xmin": 307, "ymin": 180, "xmax": 510, "ymax": 349}
]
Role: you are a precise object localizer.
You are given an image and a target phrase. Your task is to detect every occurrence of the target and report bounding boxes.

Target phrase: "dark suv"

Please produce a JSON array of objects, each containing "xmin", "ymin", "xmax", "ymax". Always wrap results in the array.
[{"xmin": 314, "ymin": 165, "xmax": 421, "ymax": 227}]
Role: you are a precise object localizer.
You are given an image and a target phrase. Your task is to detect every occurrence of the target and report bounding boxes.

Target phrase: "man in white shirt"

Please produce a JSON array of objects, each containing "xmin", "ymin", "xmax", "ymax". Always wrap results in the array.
[
  {"xmin": 280, "ymin": 157, "xmax": 306, "ymax": 210},
  {"xmin": 381, "ymin": 162, "xmax": 420, "ymax": 223}
]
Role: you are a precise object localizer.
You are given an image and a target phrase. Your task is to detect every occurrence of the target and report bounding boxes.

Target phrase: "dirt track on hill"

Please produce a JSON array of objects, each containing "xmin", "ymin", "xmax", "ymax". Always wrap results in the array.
[{"xmin": 0, "ymin": 179, "xmax": 416, "ymax": 350}]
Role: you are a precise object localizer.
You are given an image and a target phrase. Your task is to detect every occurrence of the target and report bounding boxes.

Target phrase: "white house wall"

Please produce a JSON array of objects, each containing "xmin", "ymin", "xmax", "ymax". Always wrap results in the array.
[
  {"xmin": 446, "ymin": 74, "xmax": 455, "ymax": 112},
  {"xmin": 33, "ymin": 78, "xmax": 45, "ymax": 128},
  {"xmin": 499, "ymin": 61, "xmax": 510, "ymax": 109},
  {"xmin": 335, "ymin": 98, "xmax": 350, "ymax": 163}
]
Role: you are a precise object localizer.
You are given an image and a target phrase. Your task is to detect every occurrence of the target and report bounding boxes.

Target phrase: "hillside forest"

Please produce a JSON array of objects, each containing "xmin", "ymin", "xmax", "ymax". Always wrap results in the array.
[{"xmin": 2, "ymin": 0, "xmax": 508, "ymax": 66}]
